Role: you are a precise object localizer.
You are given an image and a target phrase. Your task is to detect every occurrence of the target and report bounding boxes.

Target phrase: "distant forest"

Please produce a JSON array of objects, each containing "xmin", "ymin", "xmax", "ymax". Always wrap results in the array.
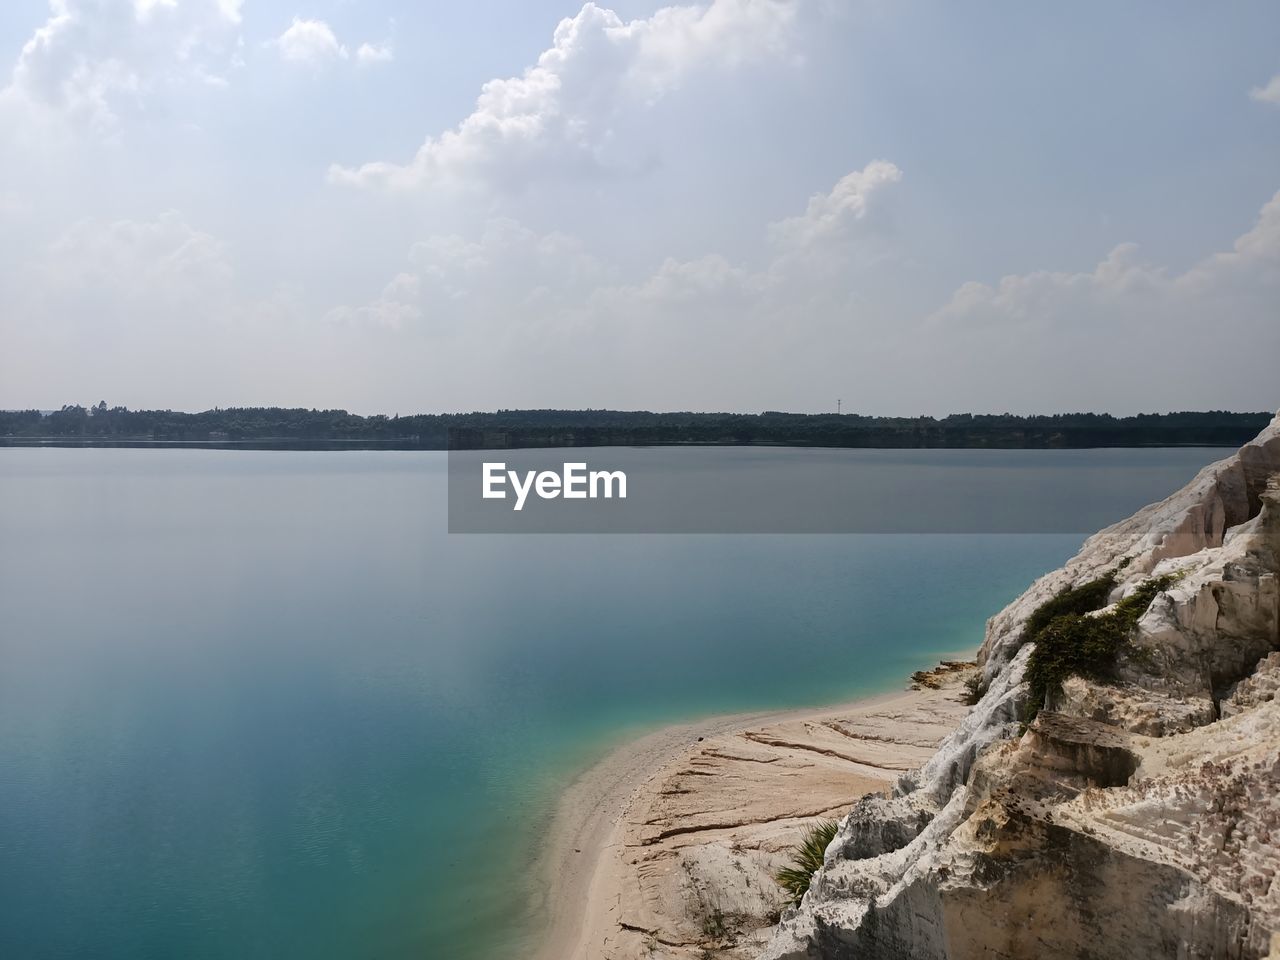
[{"xmin": 0, "ymin": 404, "xmax": 1270, "ymax": 450}]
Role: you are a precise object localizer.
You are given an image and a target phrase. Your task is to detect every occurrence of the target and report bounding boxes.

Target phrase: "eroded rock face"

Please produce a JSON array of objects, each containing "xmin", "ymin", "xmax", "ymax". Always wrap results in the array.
[{"xmin": 765, "ymin": 412, "xmax": 1280, "ymax": 960}]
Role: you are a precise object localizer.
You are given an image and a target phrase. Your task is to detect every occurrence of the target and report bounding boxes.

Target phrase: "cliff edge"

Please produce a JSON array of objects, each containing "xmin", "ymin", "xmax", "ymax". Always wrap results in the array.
[{"xmin": 765, "ymin": 412, "xmax": 1280, "ymax": 960}]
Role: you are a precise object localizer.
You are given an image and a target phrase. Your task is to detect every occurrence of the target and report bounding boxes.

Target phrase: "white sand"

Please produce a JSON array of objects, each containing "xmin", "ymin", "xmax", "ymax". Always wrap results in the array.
[{"xmin": 533, "ymin": 661, "xmax": 976, "ymax": 960}]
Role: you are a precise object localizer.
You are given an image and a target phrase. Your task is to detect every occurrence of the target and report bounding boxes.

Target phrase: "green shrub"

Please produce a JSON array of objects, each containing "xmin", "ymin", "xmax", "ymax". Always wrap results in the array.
[
  {"xmin": 1021, "ymin": 574, "xmax": 1116, "ymax": 641},
  {"xmin": 775, "ymin": 820, "xmax": 839, "ymax": 905},
  {"xmin": 1022, "ymin": 574, "xmax": 1175, "ymax": 718},
  {"xmin": 1113, "ymin": 575, "xmax": 1176, "ymax": 623},
  {"xmin": 962, "ymin": 673, "xmax": 984, "ymax": 705},
  {"xmin": 700, "ymin": 905, "xmax": 727, "ymax": 940}
]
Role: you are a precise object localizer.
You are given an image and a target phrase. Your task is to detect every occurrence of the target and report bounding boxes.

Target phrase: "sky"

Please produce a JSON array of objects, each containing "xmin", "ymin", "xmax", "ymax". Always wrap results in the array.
[{"xmin": 0, "ymin": 0, "xmax": 1277, "ymax": 416}]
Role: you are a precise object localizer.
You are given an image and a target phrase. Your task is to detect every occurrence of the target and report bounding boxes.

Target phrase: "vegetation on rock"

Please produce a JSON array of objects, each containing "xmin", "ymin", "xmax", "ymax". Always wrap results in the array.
[
  {"xmin": 776, "ymin": 820, "xmax": 840, "ymax": 906},
  {"xmin": 1021, "ymin": 574, "xmax": 1117, "ymax": 641},
  {"xmin": 1022, "ymin": 574, "xmax": 1176, "ymax": 717}
]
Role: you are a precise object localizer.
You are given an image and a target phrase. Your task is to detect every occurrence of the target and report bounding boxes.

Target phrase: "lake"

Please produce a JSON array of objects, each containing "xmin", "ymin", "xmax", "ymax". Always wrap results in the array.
[{"xmin": 0, "ymin": 446, "xmax": 1226, "ymax": 958}]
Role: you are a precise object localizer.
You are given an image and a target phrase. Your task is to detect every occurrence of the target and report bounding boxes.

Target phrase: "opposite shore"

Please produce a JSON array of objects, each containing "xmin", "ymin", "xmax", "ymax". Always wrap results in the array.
[{"xmin": 533, "ymin": 659, "xmax": 978, "ymax": 960}]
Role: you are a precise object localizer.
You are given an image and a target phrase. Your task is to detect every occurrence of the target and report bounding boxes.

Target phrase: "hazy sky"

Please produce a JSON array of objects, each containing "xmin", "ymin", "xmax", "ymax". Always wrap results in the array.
[{"xmin": 1, "ymin": 1, "xmax": 1278, "ymax": 415}]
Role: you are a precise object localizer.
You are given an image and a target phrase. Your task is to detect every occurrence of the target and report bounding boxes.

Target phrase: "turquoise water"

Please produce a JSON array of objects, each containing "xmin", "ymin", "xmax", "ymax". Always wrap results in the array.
[{"xmin": 0, "ymin": 448, "xmax": 1221, "ymax": 958}]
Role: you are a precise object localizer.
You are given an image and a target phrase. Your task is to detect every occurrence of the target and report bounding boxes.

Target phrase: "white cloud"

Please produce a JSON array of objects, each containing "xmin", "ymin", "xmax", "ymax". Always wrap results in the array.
[
  {"xmin": 768, "ymin": 161, "xmax": 902, "ymax": 251},
  {"xmin": 328, "ymin": 218, "xmax": 610, "ymax": 330},
  {"xmin": 320, "ymin": 165, "xmax": 1280, "ymax": 413},
  {"xmin": 0, "ymin": 211, "xmax": 231, "ymax": 401},
  {"xmin": 1250, "ymin": 73, "xmax": 1280, "ymax": 105},
  {"xmin": 356, "ymin": 42, "xmax": 394, "ymax": 65},
  {"xmin": 2, "ymin": 0, "xmax": 243, "ymax": 131},
  {"xmin": 274, "ymin": 18, "xmax": 348, "ymax": 64},
  {"xmin": 0, "ymin": 210, "xmax": 340, "ymax": 408},
  {"xmin": 329, "ymin": 160, "xmax": 899, "ymax": 348},
  {"xmin": 1180, "ymin": 191, "xmax": 1280, "ymax": 289},
  {"xmin": 917, "ymin": 191, "xmax": 1280, "ymax": 412},
  {"xmin": 329, "ymin": 0, "xmax": 798, "ymax": 192},
  {"xmin": 626, "ymin": 0, "xmax": 796, "ymax": 96},
  {"xmin": 610, "ymin": 253, "xmax": 759, "ymax": 303},
  {"xmin": 39, "ymin": 210, "xmax": 233, "ymax": 308},
  {"xmin": 271, "ymin": 19, "xmax": 395, "ymax": 69},
  {"xmin": 931, "ymin": 192, "xmax": 1280, "ymax": 331}
]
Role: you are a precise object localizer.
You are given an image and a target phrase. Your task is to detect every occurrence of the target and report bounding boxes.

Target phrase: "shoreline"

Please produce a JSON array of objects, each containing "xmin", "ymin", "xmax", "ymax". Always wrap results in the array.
[{"xmin": 532, "ymin": 659, "xmax": 978, "ymax": 960}]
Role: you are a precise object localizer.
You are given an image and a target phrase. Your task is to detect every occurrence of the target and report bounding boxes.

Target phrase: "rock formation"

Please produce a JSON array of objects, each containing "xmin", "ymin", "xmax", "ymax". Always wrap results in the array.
[{"xmin": 765, "ymin": 412, "xmax": 1280, "ymax": 960}]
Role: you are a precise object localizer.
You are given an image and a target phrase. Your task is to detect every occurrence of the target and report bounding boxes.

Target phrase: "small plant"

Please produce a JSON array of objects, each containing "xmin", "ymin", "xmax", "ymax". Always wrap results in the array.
[
  {"xmin": 775, "ymin": 820, "xmax": 839, "ymax": 905},
  {"xmin": 700, "ymin": 905, "xmax": 727, "ymax": 940},
  {"xmin": 962, "ymin": 673, "xmax": 984, "ymax": 705}
]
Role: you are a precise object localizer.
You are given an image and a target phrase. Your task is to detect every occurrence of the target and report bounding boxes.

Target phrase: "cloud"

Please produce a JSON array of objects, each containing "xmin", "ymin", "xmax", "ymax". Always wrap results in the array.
[
  {"xmin": 328, "ymin": 160, "xmax": 899, "ymax": 348},
  {"xmin": 327, "ymin": 218, "xmax": 610, "ymax": 330},
  {"xmin": 1, "ymin": 211, "xmax": 232, "ymax": 399},
  {"xmin": 931, "ymin": 191, "xmax": 1280, "ymax": 331},
  {"xmin": 274, "ymin": 18, "xmax": 348, "ymax": 64},
  {"xmin": 37, "ymin": 210, "xmax": 233, "ymax": 309},
  {"xmin": 320, "ymin": 164, "xmax": 1280, "ymax": 414},
  {"xmin": 917, "ymin": 191, "xmax": 1280, "ymax": 412},
  {"xmin": 2, "ymin": 0, "xmax": 243, "ymax": 131},
  {"xmin": 356, "ymin": 42, "xmax": 394, "ymax": 65},
  {"xmin": 1180, "ymin": 190, "xmax": 1280, "ymax": 289},
  {"xmin": 768, "ymin": 161, "xmax": 902, "ymax": 251},
  {"xmin": 1251, "ymin": 73, "xmax": 1280, "ymax": 105},
  {"xmin": 271, "ymin": 18, "xmax": 395, "ymax": 69},
  {"xmin": 0, "ymin": 209, "xmax": 339, "ymax": 408},
  {"xmin": 608, "ymin": 253, "xmax": 760, "ymax": 303},
  {"xmin": 328, "ymin": 0, "xmax": 798, "ymax": 192}
]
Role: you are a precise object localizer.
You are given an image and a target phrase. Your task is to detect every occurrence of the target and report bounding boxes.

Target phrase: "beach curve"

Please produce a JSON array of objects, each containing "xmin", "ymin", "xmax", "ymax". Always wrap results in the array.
[{"xmin": 533, "ymin": 660, "xmax": 977, "ymax": 960}]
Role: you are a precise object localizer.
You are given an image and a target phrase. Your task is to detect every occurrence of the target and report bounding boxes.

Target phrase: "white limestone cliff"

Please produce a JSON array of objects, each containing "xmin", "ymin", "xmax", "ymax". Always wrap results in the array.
[{"xmin": 764, "ymin": 412, "xmax": 1280, "ymax": 960}]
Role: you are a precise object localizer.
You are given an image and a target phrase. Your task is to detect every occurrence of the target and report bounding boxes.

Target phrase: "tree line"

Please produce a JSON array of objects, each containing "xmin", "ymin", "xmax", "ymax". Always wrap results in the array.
[{"xmin": 0, "ymin": 403, "xmax": 1270, "ymax": 450}]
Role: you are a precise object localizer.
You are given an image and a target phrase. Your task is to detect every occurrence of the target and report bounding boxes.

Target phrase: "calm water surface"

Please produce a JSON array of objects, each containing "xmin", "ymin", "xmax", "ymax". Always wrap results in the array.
[{"xmin": 0, "ymin": 448, "xmax": 1225, "ymax": 958}]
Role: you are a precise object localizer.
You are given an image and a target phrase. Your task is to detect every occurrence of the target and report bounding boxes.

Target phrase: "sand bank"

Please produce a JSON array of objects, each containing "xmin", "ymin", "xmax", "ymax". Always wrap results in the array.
[{"xmin": 534, "ymin": 660, "xmax": 976, "ymax": 960}]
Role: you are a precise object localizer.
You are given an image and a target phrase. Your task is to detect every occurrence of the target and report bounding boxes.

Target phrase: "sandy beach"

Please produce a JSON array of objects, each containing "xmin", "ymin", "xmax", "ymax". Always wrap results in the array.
[{"xmin": 534, "ymin": 660, "xmax": 977, "ymax": 960}]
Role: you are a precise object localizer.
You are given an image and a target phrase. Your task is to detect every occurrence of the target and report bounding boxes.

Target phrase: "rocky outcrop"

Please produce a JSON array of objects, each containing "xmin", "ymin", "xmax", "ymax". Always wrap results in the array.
[{"xmin": 765, "ymin": 412, "xmax": 1280, "ymax": 960}]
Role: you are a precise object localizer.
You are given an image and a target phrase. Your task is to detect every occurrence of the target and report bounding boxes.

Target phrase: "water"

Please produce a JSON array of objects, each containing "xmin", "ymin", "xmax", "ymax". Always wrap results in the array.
[{"xmin": 0, "ymin": 447, "xmax": 1225, "ymax": 959}]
